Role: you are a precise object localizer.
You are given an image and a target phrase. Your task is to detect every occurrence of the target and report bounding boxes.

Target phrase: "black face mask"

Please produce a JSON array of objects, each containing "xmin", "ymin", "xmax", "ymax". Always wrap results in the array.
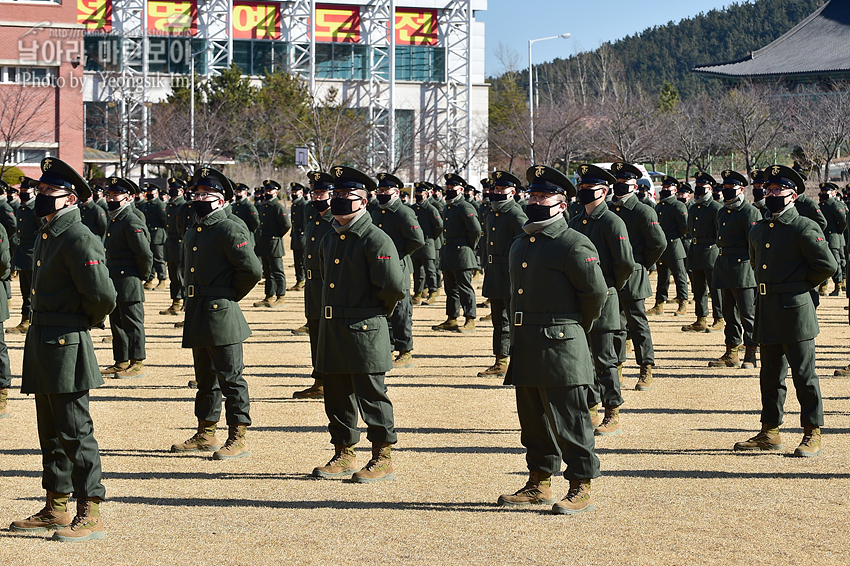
[
  {"xmin": 265, "ymin": 193, "xmax": 274, "ymax": 201},
  {"xmin": 146, "ymin": 194, "xmax": 155, "ymax": 200},
  {"xmin": 713, "ymin": 192, "xmax": 722, "ymax": 201},
  {"xmin": 311, "ymin": 199, "xmax": 330, "ymax": 212},
  {"xmin": 694, "ymin": 186, "xmax": 707, "ymax": 198},
  {"xmin": 819, "ymin": 193, "xmax": 829, "ymax": 203},
  {"xmin": 514, "ymin": 193, "xmax": 523, "ymax": 202},
  {"xmin": 525, "ymin": 202, "xmax": 558, "ymax": 222},
  {"xmin": 490, "ymin": 192, "xmax": 510, "ymax": 202},
  {"xmin": 752, "ymin": 188, "xmax": 765, "ymax": 201},
  {"xmin": 445, "ymin": 189, "xmax": 459, "ymax": 201},
  {"xmin": 376, "ymin": 194, "xmax": 393, "ymax": 205},
  {"xmin": 659, "ymin": 190, "xmax": 673, "ymax": 200},
  {"xmin": 330, "ymin": 196, "xmax": 359, "ymax": 215},
  {"xmin": 765, "ymin": 195, "xmax": 791, "ymax": 214},
  {"xmin": 20, "ymin": 192, "xmax": 32, "ymax": 203},
  {"xmin": 722, "ymin": 188, "xmax": 739, "ymax": 201},
  {"xmin": 34, "ymin": 193, "xmax": 64, "ymax": 217},
  {"xmin": 107, "ymin": 200, "xmax": 122, "ymax": 211},
  {"xmin": 192, "ymin": 200, "xmax": 215, "ymax": 217},
  {"xmin": 414, "ymin": 194, "xmax": 424, "ymax": 203},
  {"xmin": 577, "ymin": 188, "xmax": 600, "ymax": 205},
  {"xmin": 168, "ymin": 188, "xmax": 180, "ymax": 198},
  {"xmin": 612, "ymin": 182, "xmax": 632, "ymax": 197},
  {"xmin": 677, "ymin": 197, "xmax": 688, "ymax": 204}
]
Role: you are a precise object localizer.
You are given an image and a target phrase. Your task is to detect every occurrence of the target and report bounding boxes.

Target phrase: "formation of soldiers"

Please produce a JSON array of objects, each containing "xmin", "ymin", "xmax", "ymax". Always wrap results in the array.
[{"xmin": 0, "ymin": 157, "xmax": 846, "ymax": 540}]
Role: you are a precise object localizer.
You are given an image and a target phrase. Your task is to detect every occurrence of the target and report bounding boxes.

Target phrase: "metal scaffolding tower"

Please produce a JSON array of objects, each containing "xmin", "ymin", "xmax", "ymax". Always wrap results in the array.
[
  {"xmin": 199, "ymin": 0, "xmax": 234, "ymax": 72},
  {"xmin": 362, "ymin": 0, "xmax": 396, "ymax": 173},
  {"xmin": 441, "ymin": 0, "xmax": 473, "ymax": 181}
]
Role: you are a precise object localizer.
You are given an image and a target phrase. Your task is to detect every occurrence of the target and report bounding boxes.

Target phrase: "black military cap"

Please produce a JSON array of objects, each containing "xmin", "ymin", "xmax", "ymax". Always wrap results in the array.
[
  {"xmin": 431, "ymin": 183, "xmax": 443, "ymax": 193},
  {"xmin": 235, "ymin": 183, "xmax": 250, "ymax": 193},
  {"xmin": 660, "ymin": 175, "xmax": 681, "ymax": 189},
  {"xmin": 693, "ymin": 172, "xmax": 717, "ymax": 188},
  {"xmin": 576, "ymin": 163, "xmax": 617, "ymax": 186},
  {"xmin": 677, "ymin": 182, "xmax": 694, "ymax": 194},
  {"xmin": 525, "ymin": 164, "xmax": 576, "ymax": 198},
  {"xmin": 290, "ymin": 182, "xmax": 306, "ymax": 193},
  {"xmin": 792, "ymin": 164, "xmax": 808, "ymax": 182},
  {"xmin": 376, "ymin": 172, "xmax": 404, "ymax": 189},
  {"xmin": 254, "ymin": 185, "xmax": 265, "ymax": 193},
  {"xmin": 720, "ymin": 170, "xmax": 749, "ymax": 187},
  {"xmin": 167, "ymin": 177, "xmax": 185, "ymax": 189},
  {"xmin": 191, "ymin": 166, "xmax": 234, "ymax": 201},
  {"xmin": 262, "ymin": 179, "xmax": 281, "ymax": 191},
  {"xmin": 490, "ymin": 171, "xmax": 521, "ymax": 187},
  {"xmin": 751, "ymin": 169, "xmax": 766, "ymax": 184},
  {"xmin": 331, "ymin": 165, "xmax": 377, "ymax": 193},
  {"xmin": 610, "ymin": 162, "xmax": 643, "ymax": 180},
  {"xmin": 6, "ymin": 185, "xmax": 18, "ymax": 195},
  {"xmin": 414, "ymin": 182, "xmax": 429, "ymax": 192},
  {"xmin": 20, "ymin": 176, "xmax": 39, "ymax": 190},
  {"xmin": 444, "ymin": 173, "xmax": 466, "ymax": 187},
  {"xmin": 105, "ymin": 176, "xmax": 140, "ymax": 195},
  {"xmin": 144, "ymin": 182, "xmax": 158, "ymax": 193},
  {"xmin": 0, "ymin": 180, "xmax": 6, "ymax": 191},
  {"xmin": 765, "ymin": 164, "xmax": 806, "ymax": 194},
  {"xmin": 636, "ymin": 178, "xmax": 652, "ymax": 191},
  {"xmin": 38, "ymin": 157, "xmax": 91, "ymax": 200},
  {"xmin": 820, "ymin": 182, "xmax": 839, "ymax": 191},
  {"xmin": 480, "ymin": 178, "xmax": 492, "ymax": 189},
  {"xmin": 307, "ymin": 171, "xmax": 334, "ymax": 190}
]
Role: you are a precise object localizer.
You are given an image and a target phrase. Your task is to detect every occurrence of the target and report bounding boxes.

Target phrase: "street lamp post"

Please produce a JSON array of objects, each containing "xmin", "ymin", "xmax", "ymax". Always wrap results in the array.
[
  {"xmin": 190, "ymin": 45, "xmax": 214, "ymax": 151},
  {"xmin": 528, "ymin": 33, "xmax": 570, "ymax": 164}
]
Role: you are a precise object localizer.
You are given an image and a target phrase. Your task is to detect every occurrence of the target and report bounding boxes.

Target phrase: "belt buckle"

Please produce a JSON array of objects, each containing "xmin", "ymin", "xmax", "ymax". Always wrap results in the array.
[
  {"xmin": 514, "ymin": 311, "xmax": 523, "ymax": 326},
  {"xmin": 307, "ymin": 269, "xmax": 312, "ymax": 280},
  {"xmin": 488, "ymin": 254, "xmax": 493, "ymax": 264},
  {"xmin": 692, "ymin": 239, "xmax": 697, "ymax": 245},
  {"xmin": 187, "ymin": 285, "xmax": 195, "ymax": 298},
  {"xmin": 759, "ymin": 283, "xmax": 766, "ymax": 295},
  {"xmin": 324, "ymin": 306, "xmax": 332, "ymax": 319}
]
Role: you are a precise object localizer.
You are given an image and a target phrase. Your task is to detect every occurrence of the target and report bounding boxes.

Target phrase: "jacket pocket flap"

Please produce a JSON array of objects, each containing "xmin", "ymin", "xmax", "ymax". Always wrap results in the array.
[
  {"xmin": 43, "ymin": 329, "xmax": 81, "ymax": 346},
  {"xmin": 542, "ymin": 324, "xmax": 576, "ymax": 341},
  {"xmin": 349, "ymin": 317, "xmax": 381, "ymax": 331},
  {"xmin": 780, "ymin": 292, "xmax": 808, "ymax": 309}
]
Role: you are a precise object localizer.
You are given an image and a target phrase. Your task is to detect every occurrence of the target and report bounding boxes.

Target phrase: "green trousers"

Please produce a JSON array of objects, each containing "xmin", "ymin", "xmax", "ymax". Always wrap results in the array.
[
  {"xmin": 323, "ymin": 372, "xmax": 396, "ymax": 446},
  {"xmin": 193, "ymin": 344, "xmax": 251, "ymax": 426},
  {"xmin": 760, "ymin": 340, "xmax": 823, "ymax": 427},
  {"xmin": 35, "ymin": 391, "xmax": 105, "ymax": 499},
  {"xmin": 0, "ymin": 322, "xmax": 9, "ymax": 388},
  {"xmin": 165, "ymin": 237, "xmax": 185, "ymax": 300},
  {"xmin": 109, "ymin": 300, "xmax": 145, "ymax": 362},
  {"xmin": 516, "ymin": 385, "xmax": 600, "ymax": 481},
  {"xmin": 307, "ymin": 318, "xmax": 323, "ymax": 383}
]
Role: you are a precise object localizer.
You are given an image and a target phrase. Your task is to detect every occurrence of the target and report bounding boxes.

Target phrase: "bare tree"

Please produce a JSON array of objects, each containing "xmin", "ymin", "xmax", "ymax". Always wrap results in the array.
[
  {"xmin": 534, "ymin": 97, "xmax": 589, "ymax": 170},
  {"xmin": 595, "ymin": 91, "xmax": 661, "ymax": 164},
  {"xmin": 0, "ymin": 83, "xmax": 53, "ymax": 177},
  {"xmin": 149, "ymin": 98, "xmax": 232, "ymax": 174},
  {"xmin": 664, "ymin": 95, "xmax": 721, "ymax": 180},
  {"xmin": 784, "ymin": 82, "xmax": 850, "ymax": 182}
]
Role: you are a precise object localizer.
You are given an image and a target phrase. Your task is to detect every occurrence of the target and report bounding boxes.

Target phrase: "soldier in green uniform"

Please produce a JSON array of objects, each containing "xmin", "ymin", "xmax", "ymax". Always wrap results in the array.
[
  {"xmin": 161, "ymin": 178, "xmax": 186, "ymax": 316},
  {"xmin": 751, "ymin": 170, "xmax": 769, "ymax": 219},
  {"xmin": 372, "ymin": 173, "xmax": 424, "ymax": 368},
  {"xmin": 139, "ymin": 184, "xmax": 168, "ymax": 291},
  {"xmin": 10, "ymin": 157, "xmax": 116, "ymax": 541},
  {"xmin": 682, "ymin": 172, "xmax": 724, "ymax": 332},
  {"xmin": 432, "ymin": 173, "xmax": 481, "ymax": 333},
  {"xmin": 817, "ymin": 182, "xmax": 846, "ymax": 296},
  {"xmin": 609, "ymin": 162, "xmax": 667, "ymax": 391},
  {"xmin": 292, "ymin": 171, "xmax": 336, "ymax": 399},
  {"xmin": 476, "ymin": 171, "xmax": 527, "ymax": 378},
  {"xmin": 410, "ymin": 182, "xmax": 443, "ymax": 305},
  {"xmin": 100, "ymin": 178, "xmax": 153, "ymax": 379},
  {"xmin": 170, "ymin": 167, "xmax": 262, "ymax": 459},
  {"xmin": 288, "ymin": 182, "xmax": 307, "ymax": 291},
  {"xmin": 709, "ymin": 170, "xmax": 761, "ymax": 369},
  {"xmin": 7, "ymin": 178, "xmax": 40, "ymax": 334},
  {"xmin": 6, "ymin": 185, "xmax": 20, "ymax": 214},
  {"xmin": 647, "ymin": 176, "xmax": 689, "ymax": 316},
  {"xmin": 569, "ymin": 164, "xmax": 635, "ymax": 435},
  {"xmin": 419, "ymin": 182, "xmax": 445, "ymax": 303},
  {"xmin": 734, "ymin": 165, "xmax": 836, "ymax": 457},
  {"xmin": 79, "ymin": 190, "xmax": 107, "ymax": 241},
  {"xmin": 0, "ymin": 180, "xmax": 16, "ymax": 311},
  {"xmin": 253, "ymin": 179, "xmax": 291, "ymax": 307},
  {"xmin": 230, "ymin": 183, "xmax": 260, "ymax": 248},
  {"xmin": 0, "ymin": 209, "xmax": 11, "ymax": 418},
  {"xmin": 311, "ymin": 166, "xmax": 406, "ymax": 483},
  {"xmin": 636, "ymin": 179, "xmax": 654, "ymax": 206},
  {"xmin": 497, "ymin": 165, "xmax": 607, "ymax": 515}
]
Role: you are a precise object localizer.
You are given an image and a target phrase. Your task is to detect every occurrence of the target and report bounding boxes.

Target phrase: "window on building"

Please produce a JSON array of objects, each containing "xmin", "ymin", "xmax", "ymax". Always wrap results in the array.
[
  {"xmin": 85, "ymin": 36, "xmax": 121, "ymax": 72},
  {"xmin": 395, "ymin": 46, "xmax": 445, "ymax": 82},
  {"xmin": 231, "ymin": 40, "xmax": 288, "ymax": 76},
  {"xmin": 16, "ymin": 148, "xmax": 51, "ymax": 164},
  {"xmin": 0, "ymin": 67, "xmax": 56, "ymax": 85},
  {"xmin": 313, "ymin": 43, "xmax": 369, "ymax": 80}
]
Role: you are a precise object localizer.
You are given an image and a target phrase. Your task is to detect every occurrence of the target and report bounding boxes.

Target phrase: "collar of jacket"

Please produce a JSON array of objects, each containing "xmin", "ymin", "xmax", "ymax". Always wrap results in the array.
[
  {"xmin": 333, "ymin": 208, "xmax": 372, "ymax": 236},
  {"xmin": 379, "ymin": 196, "xmax": 402, "ymax": 213},
  {"xmin": 614, "ymin": 193, "xmax": 638, "ymax": 210},
  {"xmin": 772, "ymin": 203, "xmax": 799, "ymax": 225},
  {"xmin": 170, "ymin": 196, "xmax": 185, "ymax": 207},
  {"xmin": 584, "ymin": 200, "xmax": 608, "ymax": 220},
  {"xmin": 22, "ymin": 198, "xmax": 36, "ymax": 210},
  {"xmin": 198, "ymin": 208, "xmax": 228, "ymax": 226},
  {"xmin": 109, "ymin": 203, "xmax": 132, "ymax": 221},
  {"xmin": 660, "ymin": 195, "xmax": 678, "ymax": 205},
  {"xmin": 43, "ymin": 206, "xmax": 82, "ymax": 238},
  {"xmin": 493, "ymin": 197, "xmax": 517, "ymax": 214},
  {"xmin": 522, "ymin": 215, "xmax": 568, "ymax": 239}
]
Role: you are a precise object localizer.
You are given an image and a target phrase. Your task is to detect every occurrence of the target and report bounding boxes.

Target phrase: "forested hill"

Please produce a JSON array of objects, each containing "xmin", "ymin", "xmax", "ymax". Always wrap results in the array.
[{"xmin": 501, "ymin": 0, "xmax": 824, "ymax": 101}]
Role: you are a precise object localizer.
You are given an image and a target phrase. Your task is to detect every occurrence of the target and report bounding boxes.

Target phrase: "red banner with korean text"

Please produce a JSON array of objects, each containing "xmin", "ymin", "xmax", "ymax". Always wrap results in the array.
[
  {"xmin": 148, "ymin": 0, "xmax": 198, "ymax": 36},
  {"xmin": 395, "ymin": 8, "xmax": 438, "ymax": 46},
  {"xmin": 315, "ymin": 4, "xmax": 360, "ymax": 43},
  {"xmin": 233, "ymin": 1, "xmax": 281, "ymax": 40},
  {"xmin": 78, "ymin": 0, "xmax": 112, "ymax": 32}
]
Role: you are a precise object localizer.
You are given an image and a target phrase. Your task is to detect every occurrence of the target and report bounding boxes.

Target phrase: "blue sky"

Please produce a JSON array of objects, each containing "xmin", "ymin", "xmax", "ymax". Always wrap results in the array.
[{"xmin": 480, "ymin": 0, "xmax": 736, "ymax": 76}]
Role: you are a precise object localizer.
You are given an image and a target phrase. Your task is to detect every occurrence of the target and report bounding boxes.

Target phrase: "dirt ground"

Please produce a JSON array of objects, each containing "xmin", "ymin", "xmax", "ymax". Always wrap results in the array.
[{"xmin": 1, "ymin": 262, "xmax": 849, "ymax": 566}]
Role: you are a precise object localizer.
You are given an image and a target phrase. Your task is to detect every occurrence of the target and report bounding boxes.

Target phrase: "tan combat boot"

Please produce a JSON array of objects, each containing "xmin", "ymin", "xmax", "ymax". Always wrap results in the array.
[
  {"xmin": 674, "ymin": 299, "xmax": 687, "ymax": 316},
  {"xmin": 459, "ymin": 317, "xmax": 476, "ymax": 333},
  {"xmin": 741, "ymin": 345, "xmax": 758, "ymax": 369},
  {"xmin": 625, "ymin": 338, "xmax": 633, "ymax": 357},
  {"xmin": 213, "ymin": 424, "xmax": 249, "ymax": 460},
  {"xmin": 171, "ymin": 420, "xmax": 220, "ymax": 452},
  {"xmin": 708, "ymin": 344, "xmax": 741, "ymax": 368},
  {"xmin": 589, "ymin": 404, "xmax": 603, "ymax": 428},
  {"xmin": 293, "ymin": 379, "xmax": 324, "ymax": 399},
  {"xmin": 10, "ymin": 492, "xmax": 71, "ymax": 532},
  {"xmin": 834, "ymin": 363, "xmax": 850, "ymax": 377},
  {"xmin": 422, "ymin": 289, "xmax": 440, "ymax": 305},
  {"xmin": 143, "ymin": 280, "xmax": 155, "ymax": 291},
  {"xmin": 270, "ymin": 295, "xmax": 286, "ymax": 307},
  {"xmin": 635, "ymin": 364, "xmax": 653, "ymax": 391},
  {"xmin": 480, "ymin": 312, "xmax": 492, "ymax": 321},
  {"xmin": 174, "ymin": 320, "xmax": 184, "ymax": 328},
  {"xmin": 477, "ymin": 356, "xmax": 508, "ymax": 377},
  {"xmin": 708, "ymin": 317, "xmax": 725, "ymax": 332},
  {"xmin": 393, "ymin": 351, "xmax": 414, "ymax": 368},
  {"xmin": 0, "ymin": 388, "xmax": 9, "ymax": 418},
  {"xmin": 159, "ymin": 299, "xmax": 182, "ymax": 315},
  {"xmin": 52, "ymin": 498, "xmax": 104, "ymax": 542},
  {"xmin": 352, "ymin": 443, "xmax": 395, "ymax": 483},
  {"xmin": 312, "ymin": 444, "xmax": 358, "ymax": 478},
  {"xmin": 551, "ymin": 479, "xmax": 594, "ymax": 515},
  {"xmin": 734, "ymin": 424, "xmax": 782, "ymax": 451},
  {"xmin": 818, "ymin": 281, "xmax": 828, "ymax": 296},
  {"xmin": 252, "ymin": 296, "xmax": 274, "ymax": 307},
  {"xmin": 477, "ymin": 298, "xmax": 490, "ymax": 308},
  {"xmin": 187, "ymin": 380, "xmax": 198, "ymax": 389},
  {"xmin": 115, "ymin": 359, "xmax": 145, "ymax": 379},
  {"xmin": 100, "ymin": 361, "xmax": 129, "ymax": 376},
  {"xmin": 682, "ymin": 317, "xmax": 708, "ymax": 332},
  {"xmin": 154, "ymin": 278, "xmax": 168, "ymax": 290},
  {"xmin": 595, "ymin": 406, "xmax": 622, "ymax": 436},
  {"xmin": 411, "ymin": 292, "xmax": 423, "ymax": 305},
  {"xmin": 497, "ymin": 472, "xmax": 556, "ymax": 506},
  {"xmin": 646, "ymin": 302, "xmax": 664, "ymax": 315},
  {"xmin": 617, "ymin": 363, "xmax": 624, "ymax": 386},
  {"xmin": 291, "ymin": 323, "xmax": 309, "ymax": 336},
  {"xmin": 287, "ymin": 280, "xmax": 305, "ymax": 292},
  {"xmin": 794, "ymin": 426, "xmax": 822, "ymax": 458},
  {"xmin": 829, "ymin": 281, "xmax": 841, "ymax": 296},
  {"xmin": 432, "ymin": 317, "xmax": 459, "ymax": 331},
  {"xmin": 5, "ymin": 316, "xmax": 29, "ymax": 334}
]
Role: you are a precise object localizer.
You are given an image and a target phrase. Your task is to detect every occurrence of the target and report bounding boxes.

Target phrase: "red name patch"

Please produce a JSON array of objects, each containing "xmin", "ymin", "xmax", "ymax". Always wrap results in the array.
[
  {"xmin": 412, "ymin": 226, "xmax": 419, "ymax": 229},
  {"xmin": 134, "ymin": 229, "xmax": 143, "ymax": 233},
  {"xmin": 586, "ymin": 257, "xmax": 598, "ymax": 262},
  {"xmin": 237, "ymin": 241, "xmax": 247, "ymax": 248},
  {"xmin": 816, "ymin": 237, "xmax": 824, "ymax": 241},
  {"xmin": 650, "ymin": 222, "xmax": 659, "ymax": 225},
  {"xmin": 377, "ymin": 255, "xmax": 391, "ymax": 260},
  {"xmin": 85, "ymin": 260, "xmax": 99, "ymax": 266},
  {"xmin": 618, "ymin": 236, "xmax": 627, "ymax": 240}
]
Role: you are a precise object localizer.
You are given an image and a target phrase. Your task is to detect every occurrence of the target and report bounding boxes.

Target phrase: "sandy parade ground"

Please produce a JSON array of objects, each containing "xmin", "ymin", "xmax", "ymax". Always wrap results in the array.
[{"xmin": 1, "ymin": 261, "xmax": 849, "ymax": 566}]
